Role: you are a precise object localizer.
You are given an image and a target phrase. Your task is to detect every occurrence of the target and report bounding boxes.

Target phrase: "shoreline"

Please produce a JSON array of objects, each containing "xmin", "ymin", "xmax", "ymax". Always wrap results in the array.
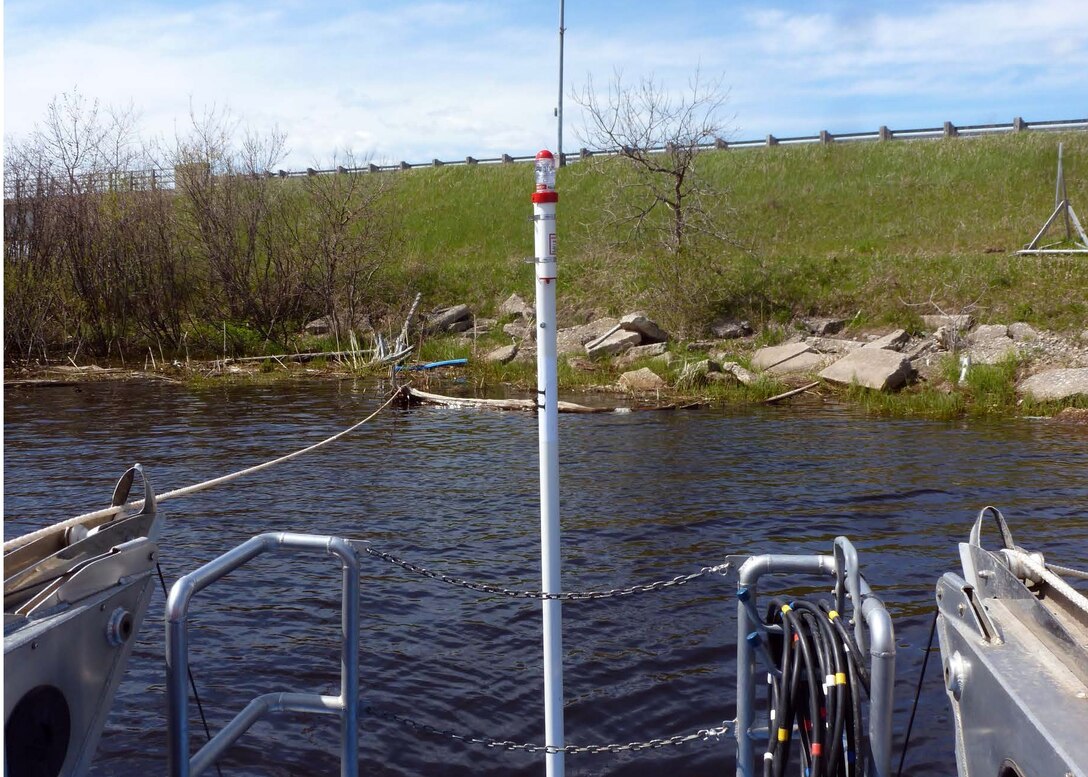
[{"xmin": 7, "ymin": 321, "xmax": 1088, "ymax": 424}]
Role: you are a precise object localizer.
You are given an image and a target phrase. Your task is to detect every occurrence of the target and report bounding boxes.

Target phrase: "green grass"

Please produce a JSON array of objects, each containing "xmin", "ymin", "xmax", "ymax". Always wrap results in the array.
[{"xmin": 392, "ymin": 131, "xmax": 1088, "ymax": 335}]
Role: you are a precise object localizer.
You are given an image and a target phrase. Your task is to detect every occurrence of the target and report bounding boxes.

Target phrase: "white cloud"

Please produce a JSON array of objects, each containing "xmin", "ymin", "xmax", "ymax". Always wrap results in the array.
[{"xmin": 4, "ymin": 0, "xmax": 1085, "ymax": 168}]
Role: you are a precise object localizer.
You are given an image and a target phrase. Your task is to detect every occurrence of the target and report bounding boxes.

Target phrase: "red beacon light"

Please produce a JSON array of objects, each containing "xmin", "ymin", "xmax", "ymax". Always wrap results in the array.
[{"xmin": 533, "ymin": 150, "xmax": 558, "ymax": 202}]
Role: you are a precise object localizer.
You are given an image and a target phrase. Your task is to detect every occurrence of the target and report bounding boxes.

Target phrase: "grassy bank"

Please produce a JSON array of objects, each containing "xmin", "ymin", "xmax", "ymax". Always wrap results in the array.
[{"xmin": 394, "ymin": 131, "xmax": 1087, "ymax": 334}]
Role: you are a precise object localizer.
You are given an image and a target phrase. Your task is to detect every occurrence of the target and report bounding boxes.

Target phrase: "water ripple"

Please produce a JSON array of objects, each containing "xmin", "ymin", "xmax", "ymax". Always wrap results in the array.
[{"xmin": 3, "ymin": 380, "xmax": 1086, "ymax": 776}]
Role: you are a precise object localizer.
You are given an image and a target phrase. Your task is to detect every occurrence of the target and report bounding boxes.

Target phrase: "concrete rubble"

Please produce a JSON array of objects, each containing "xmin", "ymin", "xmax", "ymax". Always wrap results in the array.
[
  {"xmin": 429, "ymin": 296, "xmax": 1088, "ymax": 403},
  {"xmin": 586, "ymin": 329, "xmax": 641, "ymax": 359},
  {"xmin": 751, "ymin": 343, "xmax": 815, "ymax": 371},
  {"xmin": 819, "ymin": 349, "xmax": 915, "ymax": 391},
  {"xmin": 709, "ymin": 319, "xmax": 753, "ymax": 339},
  {"xmin": 614, "ymin": 342, "xmax": 669, "ymax": 368},
  {"xmin": 618, "ymin": 367, "xmax": 666, "ymax": 392},
  {"xmin": 556, "ymin": 317, "xmax": 619, "ymax": 356},
  {"xmin": 1017, "ymin": 368, "xmax": 1088, "ymax": 401},
  {"xmin": 426, "ymin": 304, "xmax": 473, "ymax": 334},
  {"xmin": 767, "ymin": 351, "xmax": 831, "ymax": 376},
  {"xmin": 863, "ymin": 329, "xmax": 910, "ymax": 351},
  {"xmin": 800, "ymin": 317, "xmax": 847, "ymax": 336},
  {"xmin": 965, "ymin": 324, "xmax": 1019, "ymax": 365},
  {"xmin": 718, "ymin": 362, "xmax": 757, "ymax": 386},
  {"xmin": 503, "ymin": 321, "xmax": 535, "ymax": 341},
  {"xmin": 484, "ymin": 343, "xmax": 518, "ymax": 364},
  {"xmin": 499, "ymin": 293, "xmax": 534, "ymax": 319},
  {"xmin": 619, "ymin": 312, "xmax": 669, "ymax": 343}
]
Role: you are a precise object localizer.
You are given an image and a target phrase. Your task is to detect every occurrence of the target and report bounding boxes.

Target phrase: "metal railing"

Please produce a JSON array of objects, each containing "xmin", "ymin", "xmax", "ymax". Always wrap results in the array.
[
  {"xmin": 165, "ymin": 532, "xmax": 360, "ymax": 777},
  {"xmin": 731, "ymin": 537, "xmax": 895, "ymax": 777},
  {"xmin": 162, "ymin": 530, "xmax": 892, "ymax": 776},
  {"xmin": 6, "ymin": 116, "xmax": 1086, "ymax": 200}
]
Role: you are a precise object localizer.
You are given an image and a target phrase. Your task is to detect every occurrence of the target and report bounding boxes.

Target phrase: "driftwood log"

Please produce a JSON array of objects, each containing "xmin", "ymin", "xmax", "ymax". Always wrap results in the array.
[
  {"xmin": 764, "ymin": 381, "xmax": 820, "ymax": 404},
  {"xmin": 401, "ymin": 386, "xmax": 705, "ymax": 414}
]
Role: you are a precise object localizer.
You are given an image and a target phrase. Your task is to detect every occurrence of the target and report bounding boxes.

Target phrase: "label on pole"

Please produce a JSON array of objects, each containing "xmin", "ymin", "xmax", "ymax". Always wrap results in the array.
[{"xmin": 549, "ymin": 233, "xmax": 557, "ymax": 256}]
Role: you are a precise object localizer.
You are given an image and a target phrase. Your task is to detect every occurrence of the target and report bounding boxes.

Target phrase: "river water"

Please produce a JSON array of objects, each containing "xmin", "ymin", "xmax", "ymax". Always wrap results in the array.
[{"xmin": 4, "ymin": 379, "xmax": 1087, "ymax": 776}]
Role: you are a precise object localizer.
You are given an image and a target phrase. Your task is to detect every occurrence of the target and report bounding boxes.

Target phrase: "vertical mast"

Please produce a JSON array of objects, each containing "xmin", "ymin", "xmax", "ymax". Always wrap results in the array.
[
  {"xmin": 532, "ymin": 150, "xmax": 564, "ymax": 777},
  {"xmin": 557, "ymin": 0, "xmax": 566, "ymax": 166}
]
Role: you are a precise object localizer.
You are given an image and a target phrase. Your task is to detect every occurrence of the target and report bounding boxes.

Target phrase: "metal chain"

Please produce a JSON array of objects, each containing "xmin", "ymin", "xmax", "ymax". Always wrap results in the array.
[
  {"xmin": 359, "ymin": 545, "xmax": 732, "ymax": 600},
  {"xmin": 364, "ymin": 705, "xmax": 730, "ymax": 754}
]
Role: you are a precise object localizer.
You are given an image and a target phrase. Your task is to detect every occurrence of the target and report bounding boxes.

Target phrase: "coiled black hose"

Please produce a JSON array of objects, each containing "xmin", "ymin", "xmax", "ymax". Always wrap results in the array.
[{"xmin": 761, "ymin": 597, "xmax": 869, "ymax": 777}]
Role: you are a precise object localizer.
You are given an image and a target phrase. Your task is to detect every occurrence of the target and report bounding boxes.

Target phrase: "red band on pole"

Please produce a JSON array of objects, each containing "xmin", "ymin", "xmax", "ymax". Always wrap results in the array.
[{"xmin": 532, "ymin": 191, "xmax": 559, "ymax": 203}]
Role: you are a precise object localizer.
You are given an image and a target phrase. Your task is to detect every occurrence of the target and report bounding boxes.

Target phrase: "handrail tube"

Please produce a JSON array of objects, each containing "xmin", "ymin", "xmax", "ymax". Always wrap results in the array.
[
  {"xmin": 834, "ymin": 536, "xmax": 866, "ymax": 653},
  {"xmin": 166, "ymin": 533, "xmax": 359, "ymax": 777},
  {"xmin": 190, "ymin": 692, "xmax": 342, "ymax": 777},
  {"xmin": 861, "ymin": 597, "xmax": 896, "ymax": 777},
  {"xmin": 735, "ymin": 554, "xmax": 836, "ymax": 774}
]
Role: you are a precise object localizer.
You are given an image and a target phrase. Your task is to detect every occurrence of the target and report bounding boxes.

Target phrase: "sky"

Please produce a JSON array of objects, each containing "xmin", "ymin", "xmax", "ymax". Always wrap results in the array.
[{"xmin": 3, "ymin": 0, "xmax": 1087, "ymax": 170}]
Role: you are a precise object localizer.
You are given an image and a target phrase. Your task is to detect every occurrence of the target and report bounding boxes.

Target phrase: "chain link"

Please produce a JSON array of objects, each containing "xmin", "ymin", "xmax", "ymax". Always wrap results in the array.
[
  {"xmin": 358, "ymin": 544, "xmax": 732, "ymax": 600},
  {"xmin": 364, "ymin": 705, "xmax": 731, "ymax": 754}
]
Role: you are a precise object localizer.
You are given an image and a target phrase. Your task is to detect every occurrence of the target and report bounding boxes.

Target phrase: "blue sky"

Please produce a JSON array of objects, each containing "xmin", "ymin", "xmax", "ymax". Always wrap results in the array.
[{"xmin": 4, "ymin": 0, "xmax": 1086, "ymax": 169}]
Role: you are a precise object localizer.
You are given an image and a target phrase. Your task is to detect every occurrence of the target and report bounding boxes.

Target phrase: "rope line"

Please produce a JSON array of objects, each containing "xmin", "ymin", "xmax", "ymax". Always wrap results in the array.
[
  {"xmin": 4, "ymin": 389, "xmax": 402, "ymax": 552},
  {"xmin": 1047, "ymin": 561, "xmax": 1088, "ymax": 581},
  {"xmin": 896, "ymin": 608, "xmax": 939, "ymax": 777}
]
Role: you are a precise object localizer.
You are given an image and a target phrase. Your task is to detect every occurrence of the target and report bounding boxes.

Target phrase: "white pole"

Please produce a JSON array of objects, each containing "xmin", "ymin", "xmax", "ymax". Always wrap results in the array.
[{"xmin": 532, "ymin": 150, "xmax": 564, "ymax": 777}]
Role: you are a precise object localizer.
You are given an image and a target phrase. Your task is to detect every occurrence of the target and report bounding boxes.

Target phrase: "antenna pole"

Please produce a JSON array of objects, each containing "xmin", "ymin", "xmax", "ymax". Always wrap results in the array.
[{"xmin": 557, "ymin": 0, "xmax": 566, "ymax": 167}]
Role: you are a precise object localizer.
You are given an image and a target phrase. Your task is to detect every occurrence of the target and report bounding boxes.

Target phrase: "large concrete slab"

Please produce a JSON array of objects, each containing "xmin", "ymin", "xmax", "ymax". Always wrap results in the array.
[
  {"xmin": 557, "ymin": 318, "xmax": 619, "ymax": 356},
  {"xmin": 766, "ymin": 352, "xmax": 829, "ymax": 376},
  {"xmin": 751, "ymin": 342, "xmax": 813, "ymax": 371},
  {"xmin": 819, "ymin": 349, "xmax": 914, "ymax": 391},
  {"xmin": 586, "ymin": 329, "xmax": 641, "ymax": 359},
  {"xmin": 1018, "ymin": 368, "xmax": 1088, "ymax": 401}
]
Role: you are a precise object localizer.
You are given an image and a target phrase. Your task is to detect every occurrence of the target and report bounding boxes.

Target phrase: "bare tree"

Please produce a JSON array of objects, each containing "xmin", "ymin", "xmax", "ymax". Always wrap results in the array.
[
  {"xmin": 4, "ymin": 141, "xmax": 73, "ymax": 360},
  {"xmin": 7, "ymin": 91, "xmax": 147, "ymax": 355},
  {"xmin": 300, "ymin": 152, "xmax": 400, "ymax": 338},
  {"xmin": 575, "ymin": 70, "xmax": 735, "ymax": 255},
  {"xmin": 173, "ymin": 107, "xmax": 306, "ymax": 348}
]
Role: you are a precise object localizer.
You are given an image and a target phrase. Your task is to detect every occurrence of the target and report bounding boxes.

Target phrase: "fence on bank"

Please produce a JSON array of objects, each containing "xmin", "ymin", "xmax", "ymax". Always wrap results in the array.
[{"xmin": 5, "ymin": 116, "xmax": 1087, "ymax": 201}]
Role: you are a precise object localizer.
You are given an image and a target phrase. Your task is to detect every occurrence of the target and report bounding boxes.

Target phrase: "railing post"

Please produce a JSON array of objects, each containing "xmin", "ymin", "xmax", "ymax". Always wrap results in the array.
[
  {"xmin": 336, "ymin": 538, "xmax": 361, "ymax": 777},
  {"xmin": 166, "ymin": 534, "xmax": 360, "ymax": 777}
]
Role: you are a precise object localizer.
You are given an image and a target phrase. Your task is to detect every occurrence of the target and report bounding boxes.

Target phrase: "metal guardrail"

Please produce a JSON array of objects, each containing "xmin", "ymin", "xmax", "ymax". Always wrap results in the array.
[
  {"xmin": 6, "ymin": 117, "xmax": 1086, "ymax": 200},
  {"xmin": 165, "ymin": 532, "xmax": 360, "ymax": 777}
]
